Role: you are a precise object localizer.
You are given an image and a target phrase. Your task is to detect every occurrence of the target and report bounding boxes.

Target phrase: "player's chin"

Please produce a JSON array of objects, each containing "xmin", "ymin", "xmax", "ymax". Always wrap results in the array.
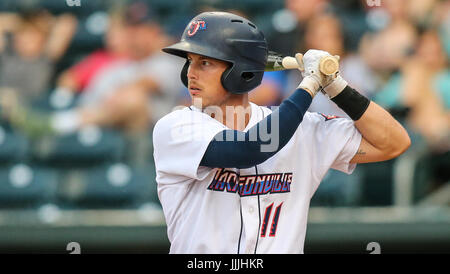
[
  {"xmin": 191, "ymin": 95, "xmax": 207, "ymax": 107},
  {"xmin": 190, "ymin": 93, "xmax": 202, "ymax": 103}
]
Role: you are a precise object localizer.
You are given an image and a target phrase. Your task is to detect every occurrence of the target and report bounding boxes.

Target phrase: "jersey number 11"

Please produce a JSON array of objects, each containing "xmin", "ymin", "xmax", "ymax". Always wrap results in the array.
[{"xmin": 260, "ymin": 202, "xmax": 283, "ymax": 237}]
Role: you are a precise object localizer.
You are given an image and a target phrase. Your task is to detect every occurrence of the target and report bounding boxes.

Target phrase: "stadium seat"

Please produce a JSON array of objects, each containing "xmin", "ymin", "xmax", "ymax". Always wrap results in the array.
[
  {"xmin": 31, "ymin": 127, "xmax": 126, "ymax": 166},
  {"xmin": 31, "ymin": 90, "xmax": 79, "ymax": 111},
  {"xmin": 359, "ymin": 159, "xmax": 396, "ymax": 206},
  {"xmin": 310, "ymin": 167, "xmax": 363, "ymax": 207},
  {"xmin": 0, "ymin": 163, "xmax": 58, "ymax": 208},
  {"xmin": 0, "ymin": 126, "xmax": 28, "ymax": 163},
  {"xmin": 57, "ymin": 162, "xmax": 157, "ymax": 208}
]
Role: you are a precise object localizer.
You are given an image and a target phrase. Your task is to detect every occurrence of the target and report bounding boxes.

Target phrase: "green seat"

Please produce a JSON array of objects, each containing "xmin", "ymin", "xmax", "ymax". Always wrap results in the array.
[
  {"xmin": 0, "ymin": 127, "xmax": 28, "ymax": 163},
  {"xmin": 31, "ymin": 128, "xmax": 126, "ymax": 166},
  {"xmin": 311, "ymin": 166, "xmax": 363, "ymax": 207},
  {"xmin": 359, "ymin": 160, "xmax": 396, "ymax": 206},
  {"xmin": 0, "ymin": 164, "xmax": 58, "ymax": 208},
  {"xmin": 57, "ymin": 162, "xmax": 157, "ymax": 208}
]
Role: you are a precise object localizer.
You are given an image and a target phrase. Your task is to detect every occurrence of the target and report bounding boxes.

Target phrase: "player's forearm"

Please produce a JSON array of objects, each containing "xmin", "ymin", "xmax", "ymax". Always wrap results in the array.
[
  {"xmin": 354, "ymin": 101, "xmax": 411, "ymax": 158},
  {"xmin": 329, "ymin": 84, "xmax": 411, "ymax": 159}
]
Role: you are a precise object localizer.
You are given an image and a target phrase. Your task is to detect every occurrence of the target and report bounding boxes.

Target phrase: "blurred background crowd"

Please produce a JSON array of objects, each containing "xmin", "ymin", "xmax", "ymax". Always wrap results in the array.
[{"xmin": 0, "ymin": 0, "xmax": 448, "ymax": 212}]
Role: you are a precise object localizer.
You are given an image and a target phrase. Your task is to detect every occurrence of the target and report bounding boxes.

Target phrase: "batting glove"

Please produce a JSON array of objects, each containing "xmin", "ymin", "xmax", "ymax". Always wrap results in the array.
[
  {"xmin": 322, "ymin": 73, "xmax": 348, "ymax": 99},
  {"xmin": 296, "ymin": 53, "xmax": 320, "ymax": 97},
  {"xmin": 300, "ymin": 49, "xmax": 348, "ymax": 98}
]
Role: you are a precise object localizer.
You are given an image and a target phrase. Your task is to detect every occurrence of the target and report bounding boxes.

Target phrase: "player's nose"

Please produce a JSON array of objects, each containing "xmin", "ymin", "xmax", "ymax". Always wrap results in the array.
[{"xmin": 187, "ymin": 63, "xmax": 199, "ymax": 81}]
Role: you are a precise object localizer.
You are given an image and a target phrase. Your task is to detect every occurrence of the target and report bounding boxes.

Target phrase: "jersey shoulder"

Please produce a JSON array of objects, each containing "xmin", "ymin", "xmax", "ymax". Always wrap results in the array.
[
  {"xmin": 154, "ymin": 106, "xmax": 187, "ymax": 122},
  {"xmin": 153, "ymin": 106, "xmax": 224, "ymax": 140},
  {"xmin": 153, "ymin": 107, "xmax": 191, "ymax": 137}
]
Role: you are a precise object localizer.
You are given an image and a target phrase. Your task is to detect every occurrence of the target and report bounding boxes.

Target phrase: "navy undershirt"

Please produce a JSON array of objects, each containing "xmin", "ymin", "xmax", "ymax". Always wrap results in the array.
[{"xmin": 200, "ymin": 88, "xmax": 313, "ymax": 169}]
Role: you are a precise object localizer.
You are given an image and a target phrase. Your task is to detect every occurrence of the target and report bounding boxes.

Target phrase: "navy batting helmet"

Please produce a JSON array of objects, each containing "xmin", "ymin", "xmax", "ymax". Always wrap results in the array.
[{"xmin": 162, "ymin": 12, "xmax": 268, "ymax": 94}]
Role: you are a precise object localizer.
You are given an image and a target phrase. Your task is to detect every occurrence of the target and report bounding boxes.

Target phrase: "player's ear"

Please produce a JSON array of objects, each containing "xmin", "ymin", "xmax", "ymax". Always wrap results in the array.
[{"xmin": 181, "ymin": 59, "xmax": 189, "ymax": 87}]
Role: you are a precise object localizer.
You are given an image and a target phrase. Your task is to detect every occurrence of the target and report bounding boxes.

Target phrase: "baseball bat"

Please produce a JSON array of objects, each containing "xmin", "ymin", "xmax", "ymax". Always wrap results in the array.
[{"xmin": 265, "ymin": 51, "xmax": 339, "ymax": 75}]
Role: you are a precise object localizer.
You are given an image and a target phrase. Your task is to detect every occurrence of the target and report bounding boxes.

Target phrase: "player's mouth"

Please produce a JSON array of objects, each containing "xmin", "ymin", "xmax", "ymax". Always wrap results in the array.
[{"xmin": 188, "ymin": 84, "xmax": 202, "ymax": 95}]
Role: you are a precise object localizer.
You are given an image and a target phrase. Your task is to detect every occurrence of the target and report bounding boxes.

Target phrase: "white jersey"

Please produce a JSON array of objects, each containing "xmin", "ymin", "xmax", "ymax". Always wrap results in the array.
[{"xmin": 153, "ymin": 102, "xmax": 362, "ymax": 254}]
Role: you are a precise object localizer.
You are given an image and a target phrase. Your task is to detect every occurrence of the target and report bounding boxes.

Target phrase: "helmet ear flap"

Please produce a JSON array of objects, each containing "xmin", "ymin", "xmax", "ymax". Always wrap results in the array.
[
  {"xmin": 180, "ymin": 60, "xmax": 189, "ymax": 88},
  {"xmin": 221, "ymin": 63, "xmax": 263, "ymax": 94},
  {"xmin": 182, "ymin": 56, "xmax": 263, "ymax": 94},
  {"xmin": 220, "ymin": 65, "xmax": 233, "ymax": 92}
]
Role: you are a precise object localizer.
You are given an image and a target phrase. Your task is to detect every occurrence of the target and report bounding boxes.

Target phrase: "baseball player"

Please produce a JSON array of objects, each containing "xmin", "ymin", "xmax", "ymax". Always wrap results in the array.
[{"xmin": 153, "ymin": 12, "xmax": 411, "ymax": 254}]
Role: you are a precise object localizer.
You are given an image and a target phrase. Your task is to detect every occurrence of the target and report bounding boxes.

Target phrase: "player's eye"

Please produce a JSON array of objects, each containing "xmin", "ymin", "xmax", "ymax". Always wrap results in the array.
[{"xmin": 201, "ymin": 60, "xmax": 211, "ymax": 66}]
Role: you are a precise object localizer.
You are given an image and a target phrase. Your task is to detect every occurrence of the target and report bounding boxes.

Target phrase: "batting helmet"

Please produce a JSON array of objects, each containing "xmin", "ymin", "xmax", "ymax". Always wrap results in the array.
[{"xmin": 162, "ymin": 12, "xmax": 268, "ymax": 94}]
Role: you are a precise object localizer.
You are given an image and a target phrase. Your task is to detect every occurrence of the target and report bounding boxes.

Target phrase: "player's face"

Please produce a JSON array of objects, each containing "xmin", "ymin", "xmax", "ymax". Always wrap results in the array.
[{"xmin": 186, "ymin": 53, "xmax": 230, "ymax": 108}]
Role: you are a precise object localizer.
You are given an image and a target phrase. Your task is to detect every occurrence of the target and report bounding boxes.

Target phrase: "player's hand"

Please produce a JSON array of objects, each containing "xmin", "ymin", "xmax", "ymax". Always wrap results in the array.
[
  {"xmin": 303, "ymin": 50, "xmax": 338, "ymax": 85},
  {"xmin": 296, "ymin": 53, "xmax": 320, "ymax": 97},
  {"xmin": 321, "ymin": 72, "xmax": 348, "ymax": 99},
  {"xmin": 301, "ymin": 49, "xmax": 348, "ymax": 99}
]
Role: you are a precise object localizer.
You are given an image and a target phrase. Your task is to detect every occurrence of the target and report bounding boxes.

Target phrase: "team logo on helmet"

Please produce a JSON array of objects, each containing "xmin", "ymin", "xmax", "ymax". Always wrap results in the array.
[{"xmin": 187, "ymin": 20, "xmax": 207, "ymax": 36}]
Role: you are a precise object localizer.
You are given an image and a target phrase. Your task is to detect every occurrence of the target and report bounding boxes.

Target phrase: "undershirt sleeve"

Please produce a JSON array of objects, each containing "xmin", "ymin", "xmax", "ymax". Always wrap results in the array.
[{"xmin": 200, "ymin": 89, "xmax": 312, "ymax": 169}]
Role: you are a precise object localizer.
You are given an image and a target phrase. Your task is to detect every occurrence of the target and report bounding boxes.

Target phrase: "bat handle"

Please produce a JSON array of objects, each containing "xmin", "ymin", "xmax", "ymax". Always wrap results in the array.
[
  {"xmin": 281, "ymin": 54, "xmax": 304, "ymax": 71},
  {"xmin": 281, "ymin": 55, "xmax": 340, "ymax": 76}
]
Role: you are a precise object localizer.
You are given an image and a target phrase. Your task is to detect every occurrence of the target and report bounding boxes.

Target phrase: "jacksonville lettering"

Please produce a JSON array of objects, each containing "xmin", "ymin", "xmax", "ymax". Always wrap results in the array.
[{"xmin": 208, "ymin": 168, "xmax": 292, "ymax": 196}]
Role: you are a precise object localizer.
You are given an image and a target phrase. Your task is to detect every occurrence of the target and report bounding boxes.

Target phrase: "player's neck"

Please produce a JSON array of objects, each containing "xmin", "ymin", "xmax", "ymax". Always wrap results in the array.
[{"xmin": 206, "ymin": 95, "xmax": 252, "ymax": 131}]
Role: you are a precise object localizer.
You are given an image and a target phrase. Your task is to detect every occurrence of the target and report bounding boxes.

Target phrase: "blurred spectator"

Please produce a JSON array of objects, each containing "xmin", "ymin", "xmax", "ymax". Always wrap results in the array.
[
  {"xmin": 304, "ymin": 13, "xmax": 345, "ymax": 57},
  {"xmin": 0, "ymin": 2, "xmax": 185, "ymax": 169},
  {"xmin": 432, "ymin": 0, "xmax": 450, "ymax": 58},
  {"xmin": 48, "ymin": 2, "xmax": 184, "ymax": 136},
  {"xmin": 0, "ymin": 10, "xmax": 77, "ymax": 105},
  {"xmin": 374, "ymin": 28, "xmax": 449, "ymax": 193},
  {"xmin": 360, "ymin": 0, "xmax": 418, "ymax": 74},
  {"xmin": 49, "ymin": 11, "xmax": 131, "ymax": 109},
  {"xmin": 374, "ymin": 29, "xmax": 449, "ymax": 152},
  {"xmin": 268, "ymin": 0, "xmax": 331, "ymax": 56},
  {"xmin": 2, "ymin": 2, "xmax": 184, "ymax": 143},
  {"xmin": 407, "ymin": 0, "xmax": 438, "ymax": 28},
  {"xmin": 248, "ymin": 71, "xmax": 287, "ymax": 107}
]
